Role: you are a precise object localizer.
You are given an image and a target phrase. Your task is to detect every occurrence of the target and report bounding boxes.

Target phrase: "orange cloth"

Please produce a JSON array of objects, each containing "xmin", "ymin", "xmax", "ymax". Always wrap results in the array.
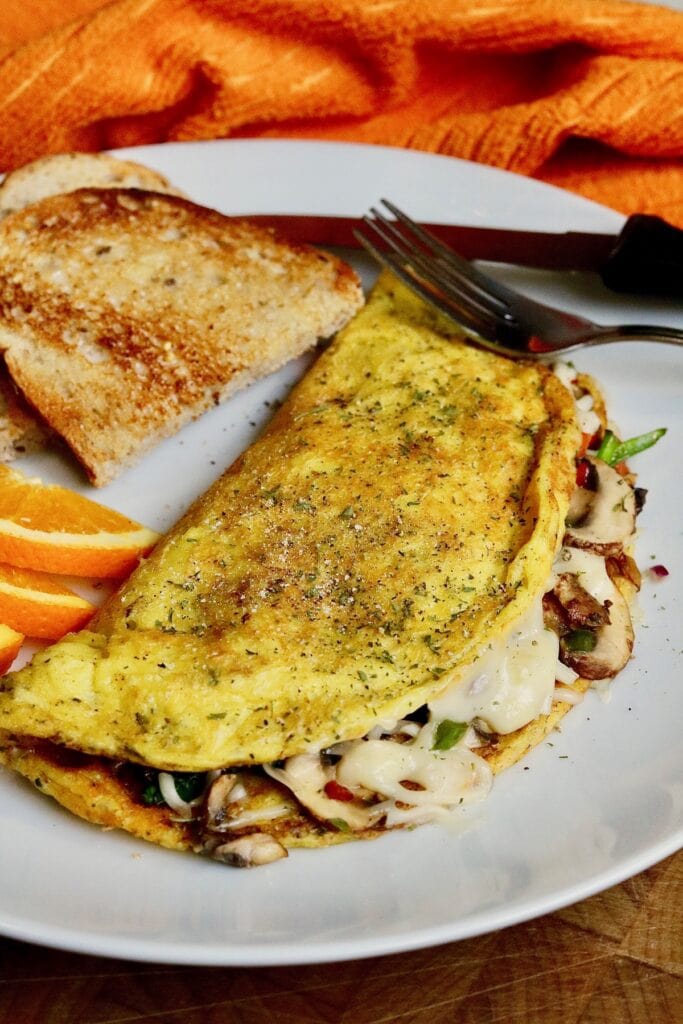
[{"xmin": 0, "ymin": 0, "xmax": 683, "ymax": 222}]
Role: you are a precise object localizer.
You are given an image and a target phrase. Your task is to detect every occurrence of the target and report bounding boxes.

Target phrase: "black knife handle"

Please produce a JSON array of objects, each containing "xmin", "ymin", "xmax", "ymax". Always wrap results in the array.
[{"xmin": 602, "ymin": 214, "xmax": 683, "ymax": 297}]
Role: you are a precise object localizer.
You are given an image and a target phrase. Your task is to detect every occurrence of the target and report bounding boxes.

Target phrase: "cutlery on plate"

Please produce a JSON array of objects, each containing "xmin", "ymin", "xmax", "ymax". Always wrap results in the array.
[
  {"xmin": 353, "ymin": 200, "xmax": 683, "ymax": 358},
  {"xmin": 244, "ymin": 211, "xmax": 683, "ymax": 300}
]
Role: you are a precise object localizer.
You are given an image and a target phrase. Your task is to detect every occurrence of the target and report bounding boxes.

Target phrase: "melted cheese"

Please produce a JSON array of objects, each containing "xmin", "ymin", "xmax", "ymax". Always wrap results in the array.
[
  {"xmin": 553, "ymin": 547, "xmax": 615, "ymax": 603},
  {"xmin": 427, "ymin": 598, "xmax": 558, "ymax": 734},
  {"xmin": 337, "ymin": 738, "xmax": 491, "ymax": 810}
]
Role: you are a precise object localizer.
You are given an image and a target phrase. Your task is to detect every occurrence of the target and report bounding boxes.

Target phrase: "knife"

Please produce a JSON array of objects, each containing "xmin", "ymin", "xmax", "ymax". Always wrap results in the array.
[{"xmin": 243, "ymin": 212, "xmax": 683, "ymax": 299}]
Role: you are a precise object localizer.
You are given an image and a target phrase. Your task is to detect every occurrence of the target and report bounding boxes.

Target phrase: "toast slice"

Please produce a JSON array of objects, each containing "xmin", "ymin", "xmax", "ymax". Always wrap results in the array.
[
  {"xmin": 0, "ymin": 152, "xmax": 183, "ymax": 217},
  {"xmin": 0, "ymin": 188, "xmax": 363, "ymax": 485},
  {"xmin": 0, "ymin": 366, "xmax": 52, "ymax": 459},
  {"xmin": 0, "ymin": 152, "xmax": 185, "ymax": 460}
]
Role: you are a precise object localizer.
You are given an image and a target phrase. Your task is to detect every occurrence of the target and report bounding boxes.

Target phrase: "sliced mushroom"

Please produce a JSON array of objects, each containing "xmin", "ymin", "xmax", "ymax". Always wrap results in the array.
[
  {"xmin": 634, "ymin": 487, "xmax": 648, "ymax": 514},
  {"xmin": 554, "ymin": 547, "xmax": 634, "ymax": 679},
  {"xmin": 565, "ymin": 486, "xmax": 593, "ymax": 528},
  {"xmin": 203, "ymin": 772, "xmax": 239, "ymax": 833},
  {"xmin": 564, "ymin": 457, "xmax": 636, "ymax": 555},
  {"xmin": 560, "ymin": 584, "xmax": 633, "ymax": 679},
  {"xmin": 552, "ymin": 573, "xmax": 611, "ymax": 630},
  {"xmin": 212, "ymin": 832, "xmax": 288, "ymax": 868},
  {"xmin": 566, "ymin": 459, "xmax": 598, "ymax": 527},
  {"xmin": 606, "ymin": 551, "xmax": 642, "ymax": 591},
  {"xmin": 542, "ymin": 591, "xmax": 565, "ymax": 636}
]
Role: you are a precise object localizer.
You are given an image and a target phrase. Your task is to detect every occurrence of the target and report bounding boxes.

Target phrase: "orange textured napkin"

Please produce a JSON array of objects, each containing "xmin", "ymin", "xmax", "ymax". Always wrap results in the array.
[{"xmin": 1, "ymin": 0, "xmax": 683, "ymax": 222}]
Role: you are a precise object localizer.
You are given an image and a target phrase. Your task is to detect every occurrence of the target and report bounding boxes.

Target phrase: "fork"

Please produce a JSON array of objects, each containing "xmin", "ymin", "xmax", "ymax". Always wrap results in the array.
[{"xmin": 355, "ymin": 200, "xmax": 683, "ymax": 357}]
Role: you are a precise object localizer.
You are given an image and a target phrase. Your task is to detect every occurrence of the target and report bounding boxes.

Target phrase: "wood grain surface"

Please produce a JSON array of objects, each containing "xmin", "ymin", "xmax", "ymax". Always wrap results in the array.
[{"xmin": 1, "ymin": 849, "xmax": 680, "ymax": 1024}]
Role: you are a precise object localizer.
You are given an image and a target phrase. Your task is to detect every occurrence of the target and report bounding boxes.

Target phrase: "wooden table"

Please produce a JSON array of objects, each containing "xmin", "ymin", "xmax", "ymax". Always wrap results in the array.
[{"xmin": 1, "ymin": 848, "xmax": 680, "ymax": 1024}]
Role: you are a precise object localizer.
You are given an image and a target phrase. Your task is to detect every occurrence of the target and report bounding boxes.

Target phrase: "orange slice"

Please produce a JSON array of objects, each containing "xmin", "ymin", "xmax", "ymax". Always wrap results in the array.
[
  {"xmin": 0, "ymin": 562, "xmax": 96, "ymax": 640},
  {"xmin": 0, "ymin": 623, "xmax": 24, "ymax": 673},
  {"xmin": 0, "ymin": 464, "xmax": 159, "ymax": 578}
]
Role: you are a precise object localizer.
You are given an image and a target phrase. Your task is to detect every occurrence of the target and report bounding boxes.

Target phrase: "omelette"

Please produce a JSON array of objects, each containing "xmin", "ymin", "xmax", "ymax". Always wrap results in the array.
[{"xmin": 0, "ymin": 273, "xmax": 641, "ymax": 867}]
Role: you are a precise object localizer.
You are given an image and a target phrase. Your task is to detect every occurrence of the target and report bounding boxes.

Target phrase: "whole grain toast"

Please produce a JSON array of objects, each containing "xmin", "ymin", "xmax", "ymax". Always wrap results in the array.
[
  {"xmin": 0, "ymin": 152, "xmax": 183, "ymax": 217},
  {"xmin": 0, "ymin": 187, "xmax": 363, "ymax": 485},
  {"xmin": 0, "ymin": 367, "xmax": 52, "ymax": 460},
  {"xmin": 0, "ymin": 152, "xmax": 185, "ymax": 460}
]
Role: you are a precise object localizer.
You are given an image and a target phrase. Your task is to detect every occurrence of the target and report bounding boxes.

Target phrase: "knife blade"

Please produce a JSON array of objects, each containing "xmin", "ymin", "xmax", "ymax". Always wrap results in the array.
[{"xmin": 243, "ymin": 213, "xmax": 683, "ymax": 299}]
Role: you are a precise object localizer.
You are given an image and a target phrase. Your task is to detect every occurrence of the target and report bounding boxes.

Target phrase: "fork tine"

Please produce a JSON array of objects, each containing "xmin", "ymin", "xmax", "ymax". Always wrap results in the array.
[
  {"xmin": 358, "ymin": 213, "xmax": 505, "ymax": 334},
  {"xmin": 379, "ymin": 199, "xmax": 518, "ymax": 316},
  {"xmin": 357, "ymin": 218, "xmax": 503, "ymax": 337},
  {"xmin": 354, "ymin": 226, "xmax": 502, "ymax": 341},
  {"xmin": 370, "ymin": 216, "xmax": 509, "ymax": 323},
  {"xmin": 381, "ymin": 200, "xmax": 508, "ymax": 287}
]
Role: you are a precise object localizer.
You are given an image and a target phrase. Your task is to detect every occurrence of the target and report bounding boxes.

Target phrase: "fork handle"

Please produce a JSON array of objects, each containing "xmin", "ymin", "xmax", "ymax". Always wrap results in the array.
[
  {"xmin": 602, "ymin": 214, "xmax": 683, "ymax": 298},
  {"xmin": 591, "ymin": 324, "xmax": 683, "ymax": 346}
]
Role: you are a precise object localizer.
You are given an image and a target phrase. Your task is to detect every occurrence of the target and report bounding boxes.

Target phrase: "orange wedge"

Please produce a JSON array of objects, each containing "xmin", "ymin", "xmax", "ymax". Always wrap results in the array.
[
  {"xmin": 0, "ymin": 464, "xmax": 159, "ymax": 578},
  {"xmin": 0, "ymin": 562, "xmax": 96, "ymax": 640},
  {"xmin": 0, "ymin": 623, "xmax": 24, "ymax": 673}
]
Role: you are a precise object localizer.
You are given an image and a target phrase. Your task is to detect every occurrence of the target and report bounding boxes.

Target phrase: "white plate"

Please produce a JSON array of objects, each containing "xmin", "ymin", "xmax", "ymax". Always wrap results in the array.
[{"xmin": 1, "ymin": 140, "xmax": 681, "ymax": 966}]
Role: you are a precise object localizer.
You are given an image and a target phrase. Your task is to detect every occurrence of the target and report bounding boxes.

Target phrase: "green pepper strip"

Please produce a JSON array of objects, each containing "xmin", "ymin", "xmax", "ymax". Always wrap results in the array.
[
  {"xmin": 432, "ymin": 719, "xmax": 468, "ymax": 751},
  {"xmin": 329, "ymin": 817, "xmax": 351, "ymax": 832},
  {"xmin": 595, "ymin": 430, "xmax": 621, "ymax": 465},
  {"xmin": 596, "ymin": 428, "xmax": 666, "ymax": 467},
  {"xmin": 564, "ymin": 628, "xmax": 597, "ymax": 653},
  {"xmin": 611, "ymin": 428, "xmax": 667, "ymax": 464}
]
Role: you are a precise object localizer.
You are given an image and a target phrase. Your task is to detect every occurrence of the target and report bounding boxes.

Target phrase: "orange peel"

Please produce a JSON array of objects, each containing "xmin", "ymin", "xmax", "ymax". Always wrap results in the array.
[
  {"xmin": 0, "ymin": 622, "xmax": 23, "ymax": 674},
  {"xmin": 0, "ymin": 464, "xmax": 159, "ymax": 577},
  {"xmin": 0, "ymin": 561, "xmax": 96, "ymax": 640}
]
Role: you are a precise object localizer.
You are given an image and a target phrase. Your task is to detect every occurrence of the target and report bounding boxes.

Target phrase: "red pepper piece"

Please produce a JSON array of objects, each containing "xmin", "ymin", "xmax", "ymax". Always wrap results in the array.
[
  {"xmin": 575, "ymin": 459, "xmax": 591, "ymax": 487},
  {"xmin": 324, "ymin": 780, "xmax": 354, "ymax": 802},
  {"xmin": 578, "ymin": 431, "xmax": 602, "ymax": 458}
]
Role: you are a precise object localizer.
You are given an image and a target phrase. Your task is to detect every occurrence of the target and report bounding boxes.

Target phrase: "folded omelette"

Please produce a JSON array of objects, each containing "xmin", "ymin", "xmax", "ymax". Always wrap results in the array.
[{"xmin": 0, "ymin": 273, "xmax": 641, "ymax": 867}]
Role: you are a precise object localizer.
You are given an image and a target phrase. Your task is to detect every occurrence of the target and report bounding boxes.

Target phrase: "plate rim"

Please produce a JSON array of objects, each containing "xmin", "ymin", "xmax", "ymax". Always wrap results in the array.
[{"xmin": 1, "ymin": 828, "xmax": 681, "ymax": 966}]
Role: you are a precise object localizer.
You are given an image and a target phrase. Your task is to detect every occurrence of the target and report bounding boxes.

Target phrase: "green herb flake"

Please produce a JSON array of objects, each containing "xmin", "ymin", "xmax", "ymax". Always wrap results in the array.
[
  {"xmin": 261, "ymin": 486, "xmax": 282, "ymax": 507},
  {"xmin": 423, "ymin": 634, "xmax": 441, "ymax": 654}
]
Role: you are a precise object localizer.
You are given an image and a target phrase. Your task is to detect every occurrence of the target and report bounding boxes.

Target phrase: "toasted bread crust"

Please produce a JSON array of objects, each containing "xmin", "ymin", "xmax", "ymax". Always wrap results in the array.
[
  {"xmin": 0, "ymin": 364, "xmax": 52, "ymax": 460},
  {"xmin": 0, "ymin": 188, "xmax": 363, "ymax": 484},
  {"xmin": 0, "ymin": 152, "xmax": 183, "ymax": 216}
]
